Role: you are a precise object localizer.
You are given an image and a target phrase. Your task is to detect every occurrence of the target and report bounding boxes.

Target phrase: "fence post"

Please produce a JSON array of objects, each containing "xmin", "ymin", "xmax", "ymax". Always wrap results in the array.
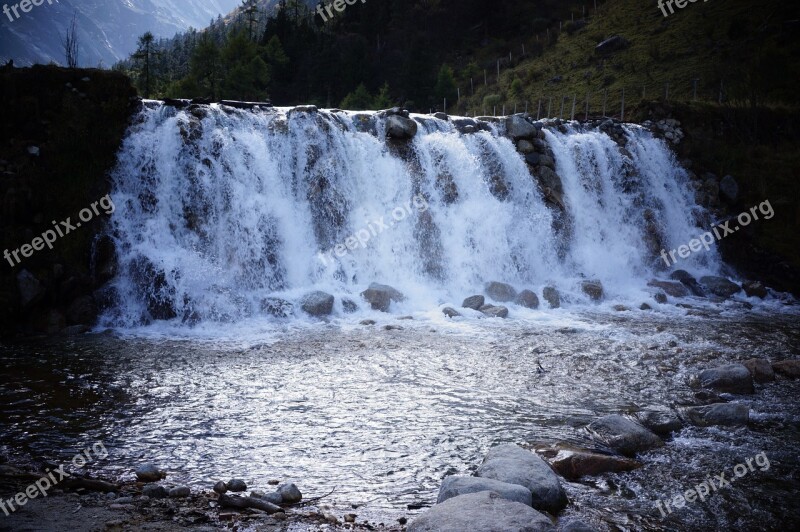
[
  {"xmin": 497, "ymin": 60, "xmax": 500, "ymax": 83},
  {"xmin": 602, "ymin": 89, "xmax": 607, "ymax": 116},
  {"xmin": 585, "ymin": 92, "xmax": 590, "ymax": 120},
  {"xmin": 484, "ymin": 70, "xmax": 487, "ymax": 86},
  {"xmin": 570, "ymin": 94, "xmax": 576, "ymax": 120},
  {"xmin": 537, "ymin": 99, "xmax": 541, "ymax": 120},
  {"xmin": 471, "ymin": 77, "xmax": 474, "ymax": 95},
  {"xmin": 493, "ymin": 105, "xmax": 497, "ymax": 116},
  {"xmin": 621, "ymin": 88, "xmax": 625, "ymax": 121},
  {"xmin": 444, "ymin": 98, "xmax": 447, "ymax": 112},
  {"xmin": 502, "ymin": 105, "xmax": 506, "ymax": 116},
  {"xmin": 560, "ymin": 96, "xmax": 565, "ymax": 119},
  {"xmin": 548, "ymin": 97, "xmax": 552, "ymax": 118}
]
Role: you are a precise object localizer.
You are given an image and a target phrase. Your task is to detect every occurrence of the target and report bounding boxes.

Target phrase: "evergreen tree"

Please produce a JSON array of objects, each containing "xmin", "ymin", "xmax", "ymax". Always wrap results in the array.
[
  {"xmin": 434, "ymin": 64, "xmax": 457, "ymax": 106},
  {"xmin": 340, "ymin": 83, "xmax": 373, "ymax": 110}
]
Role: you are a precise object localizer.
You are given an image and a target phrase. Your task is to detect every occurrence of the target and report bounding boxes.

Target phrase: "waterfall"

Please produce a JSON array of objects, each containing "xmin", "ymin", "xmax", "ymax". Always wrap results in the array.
[{"xmin": 100, "ymin": 103, "xmax": 722, "ymax": 327}]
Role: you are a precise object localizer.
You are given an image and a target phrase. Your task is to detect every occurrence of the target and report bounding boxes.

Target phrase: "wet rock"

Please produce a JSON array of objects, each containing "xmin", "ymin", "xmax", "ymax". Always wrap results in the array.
[
  {"xmin": 462, "ymin": 295, "xmax": 485, "ymax": 310},
  {"xmin": 251, "ymin": 490, "xmax": 283, "ymax": 505},
  {"xmin": 613, "ymin": 305, "xmax": 630, "ymax": 312},
  {"xmin": 580, "ymin": 280, "xmax": 604, "ymax": 301},
  {"xmin": 300, "ymin": 291, "xmax": 334, "ymax": 316},
  {"xmin": 558, "ymin": 519, "xmax": 597, "ymax": 532},
  {"xmin": 654, "ymin": 292, "xmax": 668, "ymax": 304},
  {"xmin": 142, "ymin": 484, "xmax": 168, "ymax": 499},
  {"xmin": 169, "ymin": 486, "xmax": 190, "ymax": 498},
  {"xmin": 213, "ymin": 481, "xmax": 227, "ymax": 494},
  {"xmin": 547, "ymin": 448, "xmax": 641, "ymax": 480},
  {"xmin": 669, "ymin": 270, "xmax": 695, "ymax": 283},
  {"xmin": 442, "ymin": 307, "xmax": 461, "ymax": 318},
  {"xmin": 635, "ymin": 406, "xmax": 683, "ymax": 436},
  {"xmin": 772, "ymin": 360, "xmax": 800, "ymax": 379},
  {"xmin": 515, "ymin": 290, "xmax": 540, "ymax": 309},
  {"xmin": 586, "ymin": 415, "xmax": 664, "ymax": 457},
  {"xmin": 385, "ymin": 115, "xmax": 418, "ymax": 140},
  {"xmin": 683, "ymin": 403, "xmax": 749, "ymax": 427},
  {"xmin": 719, "ymin": 175, "xmax": 738, "ymax": 203},
  {"xmin": 697, "ymin": 364, "xmax": 754, "ymax": 394},
  {"xmin": 476, "ymin": 443, "xmax": 568, "ymax": 514},
  {"xmin": 742, "ymin": 359, "xmax": 775, "ymax": 383},
  {"xmin": 135, "ymin": 464, "xmax": 166, "ymax": 482},
  {"xmin": 360, "ymin": 319, "xmax": 376, "ymax": 326},
  {"xmin": 219, "ymin": 494, "xmax": 282, "ymax": 513},
  {"xmin": 639, "ymin": 303, "xmax": 652, "ymax": 310},
  {"xmin": 525, "ymin": 153, "xmax": 541, "ymax": 166},
  {"xmin": 437, "ymin": 476, "xmax": 533, "ymax": 506},
  {"xmin": 505, "ymin": 115, "xmax": 538, "ymax": 140},
  {"xmin": 227, "ymin": 479, "xmax": 247, "ymax": 492},
  {"xmin": 699, "ymin": 276, "xmax": 741, "ymax": 298},
  {"xmin": 543, "ymin": 287, "xmax": 561, "ymax": 308},
  {"xmin": 277, "ymin": 482, "xmax": 302, "ymax": 504},
  {"xmin": 384, "ymin": 324, "xmax": 404, "ymax": 330},
  {"xmin": 341, "ymin": 298, "xmax": 359, "ymax": 313},
  {"xmin": 742, "ymin": 280, "xmax": 768, "ymax": 299},
  {"xmin": 670, "ymin": 271, "xmax": 705, "ymax": 296},
  {"xmin": 480, "ymin": 304, "xmax": 509, "ymax": 318},
  {"xmin": 361, "ymin": 283, "xmax": 405, "ymax": 312},
  {"xmin": 647, "ymin": 280, "xmax": 689, "ymax": 298},
  {"xmin": 16, "ymin": 269, "xmax": 44, "ymax": 311},
  {"xmin": 485, "ymin": 281, "xmax": 517, "ymax": 302},
  {"xmin": 517, "ymin": 140, "xmax": 535, "ymax": 154}
]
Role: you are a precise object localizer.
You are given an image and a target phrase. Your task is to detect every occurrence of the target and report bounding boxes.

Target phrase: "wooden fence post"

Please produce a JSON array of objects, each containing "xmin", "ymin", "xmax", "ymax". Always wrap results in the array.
[
  {"xmin": 570, "ymin": 94, "xmax": 576, "ymax": 120},
  {"xmin": 621, "ymin": 88, "xmax": 625, "ymax": 121}
]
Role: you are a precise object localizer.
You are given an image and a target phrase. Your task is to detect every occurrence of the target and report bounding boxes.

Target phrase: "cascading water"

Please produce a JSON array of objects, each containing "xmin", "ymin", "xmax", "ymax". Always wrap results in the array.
[{"xmin": 101, "ymin": 103, "xmax": 723, "ymax": 328}]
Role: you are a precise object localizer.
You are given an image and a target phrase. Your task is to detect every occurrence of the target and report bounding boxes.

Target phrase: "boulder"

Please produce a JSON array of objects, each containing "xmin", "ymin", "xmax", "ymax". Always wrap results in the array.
[
  {"xmin": 213, "ymin": 481, "xmax": 227, "ymax": 494},
  {"xmin": 485, "ymin": 281, "xmax": 517, "ymax": 302},
  {"xmin": 719, "ymin": 175, "xmax": 738, "ymax": 203},
  {"xmin": 505, "ymin": 115, "xmax": 538, "ymax": 140},
  {"xmin": 476, "ymin": 443, "xmax": 568, "ymax": 513},
  {"xmin": 518, "ymin": 140, "xmax": 535, "ymax": 154},
  {"xmin": 437, "ymin": 476, "xmax": 533, "ymax": 506},
  {"xmin": 227, "ymin": 479, "xmax": 247, "ymax": 492},
  {"xmin": 462, "ymin": 295, "xmax": 485, "ymax": 310},
  {"xmin": 135, "ymin": 464, "xmax": 166, "ymax": 482},
  {"xmin": 683, "ymin": 403, "xmax": 749, "ymax": 427},
  {"xmin": 580, "ymin": 280, "xmax": 604, "ymax": 301},
  {"xmin": 408, "ymin": 491, "xmax": 554, "ymax": 532},
  {"xmin": 385, "ymin": 115, "xmax": 418, "ymax": 140},
  {"xmin": 647, "ymin": 280, "xmax": 689, "ymax": 298},
  {"xmin": 772, "ymin": 360, "xmax": 800, "ymax": 379},
  {"xmin": 277, "ymin": 482, "xmax": 302, "ymax": 504},
  {"xmin": 635, "ymin": 406, "xmax": 682, "ymax": 436},
  {"xmin": 697, "ymin": 364, "xmax": 754, "ymax": 394},
  {"xmin": 442, "ymin": 307, "xmax": 461, "ymax": 318},
  {"xmin": 300, "ymin": 291, "xmax": 335, "ymax": 316},
  {"xmin": 547, "ymin": 448, "xmax": 641, "ymax": 480},
  {"xmin": 480, "ymin": 304, "xmax": 509, "ymax": 318},
  {"xmin": 699, "ymin": 276, "xmax": 741, "ymax": 298},
  {"xmin": 586, "ymin": 415, "xmax": 663, "ymax": 457},
  {"xmin": 742, "ymin": 280, "xmax": 768, "ymax": 299},
  {"xmin": 515, "ymin": 290, "xmax": 540, "ymax": 309},
  {"xmin": 169, "ymin": 486, "xmax": 191, "ymax": 498},
  {"xmin": 639, "ymin": 303, "xmax": 652, "ymax": 311},
  {"xmin": 251, "ymin": 490, "xmax": 283, "ymax": 505},
  {"xmin": 595, "ymin": 35, "xmax": 630, "ymax": 55},
  {"xmin": 742, "ymin": 359, "xmax": 775, "ymax": 383},
  {"xmin": 669, "ymin": 270, "xmax": 695, "ymax": 283},
  {"xmin": 654, "ymin": 292, "xmax": 668, "ymax": 304},
  {"xmin": 525, "ymin": 152, "xmax": 541, "ymax": 166},
  {"xmin": 142, "ymin": 484, "xmax": 168, "ymax": 499},
  {"xmin": 543, "ymin": 287, "xmax": 561, "ymax": 308},
  {"xmin": 360, "ymin": 283, "xmax": 405, "ymax": 312},
  {"xmin": 341, "ymin": 298, "xmax": 359, "ymax": 313}
]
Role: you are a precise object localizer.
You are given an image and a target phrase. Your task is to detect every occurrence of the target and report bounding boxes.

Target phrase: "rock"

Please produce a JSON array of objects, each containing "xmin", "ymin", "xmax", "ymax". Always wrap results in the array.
[
  {"xmin": 219, "ymin": 494, "xmax": 282, "ymax": 514},
  {"xmin": 344, "ymin": 513, "xmax": 357, "ymax": 523},
  {"xmin": 408, "ymin": 491, "xmax": 554, "ymax": 532},
  {"xmin": 505, "ymin": 115, "xmax": 538, "ymax": 140},
  {"xmin": 261, "ymin": 297, "xmax": 294, "ymax": 317},
  {"xmin": 277, "ymin": 482, "xmax": 302, "ymax": 504},
  {"xmin": 515, "ymin": 290, "xmax": 540, "ymax": 309},
  {"xmin": 442, "ymin": 307, "xmax": 461, "ymax": 318},
  {"xmin": 536, "ymin": 166, "xmax": 563, "ymax": 195},
  {"xmin": 359, "ymin": 319, "xmax": 376, "ymax": 326},
  {"xmin": 485, "ymin": 281, "xmax": 517, "ymax": 302},
  {"xmin": 635, "ymin": 406, "xmax": 682, "ymax": 436},
  {"xmin": 613, "ymin": 305, "xmax": 629, "ymax": 311},
  {"xmin": 595, "ymin": 35, "xmax": 630, "ymax": 55},
  {"xmin": 683, "ymin": 403, "xmax": 749, "ymax": 427},
  {"xmin": 433, "ymin": 112, "xmax": 448, "ymax": 120},
  {"xmin": 538, "ymin": 155, "xmax": 556, "ymax": 169},
  {"xmin": 742, "ymin": 359, "xmax": 775, "ymax": 383},
  {"xmin": 169, "ymin": 486, "xmax": 190, "ymax": 498},
  {"xmin": 300, "ymin": 291, "xmax": 334, "ymax": 316},
  {"xmin": 586, "ymin": 415, "xmax": 663, "ymax": 457},
  {"xmin": 669, "ymin": 270, "xmax": 695, "ymax": 283},
  {"xmin": 385, "ymin": 115, "xmax": 418, "ymax": 140},
  {"xmin": 227, "ymin": 479, "xmax": 247, "ymax": 492},
  {"xmin": 251, "ymin": 491, "xmax": 283, "ymax": 505},
  {"xmin": 639, "ymin": 303, "xmax": 652, "ymax": 310},
  {"xmin": 547, "ymin": 448, "xmax": 641, "ymax": 480},
  {"xmin": 480, "ymin": 304, "xmax": 509, "ymax": 318},
  {"xmin": 525, "ymin": 152, "xmax": 541, "ymax": 166},
  {"xmin": 697, "ymin": 364, "xmax": 754, "ymax": 394},
  {"xmin": 437, "ymin": 476, "xmax": 533, "ymax": 506},
  {"xmin": 542, "ymin": 287, "xmax": 561, "ymax": 308},
  {"xmin": 476, "ymin": 443, "xmax": 568, "ymax": 514},
  {"xmin": 462, "ymin": 295, "xmax": 485, "ymax": 310},
  {"xmin": 517, "ymin": 140, "xmax": 535, "ymax": 154},
  {"xmin": 558, "ymin": 519, "xmax": 597, "ymax": 532},
  {"xmin": 654, "ymin": 292, "xmax": 668, "ymax": 304},
  {"xmin": 341, "ymin": 298, "xmax": 359, "ymax": 313},
  {"xmin": 742, "ymin": 280, "xmax": 768, "ymax": 299},
  {"xmin": 669, "ymin": 270, "xmax": 705, "ymax": 296},
  {"xmin": 361, "ymin": 283, "xmax": 405, "ymax": 312},
  {"xmin": 772, "ymin": 360, "xmax": 800, "ymax": 379},
  {"xmin": 16, "ymin": 270, "xmax": 44, "ymax": 311},
  {"xmin": 647, "ymin": 280, "xmax": 689, "ymax": 298},
  {"xmin": 699, "ymin": 276, "xmax": 741, "ymax": 298},
  {"xmin": 135, "ymin": 464, "xmax": 165, "ymax": 482},
  {"xmin": 384, "ymin": 324, "xmax": 404, "ymax": 331},
  {"xmin": 719, "ymin": 175, "xmax": 738, "ymax": 203},
  {"xmin": 580, "ymin": 280, "xmax": 604, "ymax": 301},
  {"xmin": 142, "ymin": 484, "xmax": 168, "ymax": 499},
  {"xmin": 213, "ymin": 481, "xmax": 227, "ymax": 494}
]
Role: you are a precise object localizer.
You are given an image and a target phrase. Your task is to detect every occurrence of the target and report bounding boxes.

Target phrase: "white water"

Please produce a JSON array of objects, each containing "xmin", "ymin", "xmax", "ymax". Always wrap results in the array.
[{"xmin": 101, "ymin": 103, "xmax": 723, "ymax": 329}]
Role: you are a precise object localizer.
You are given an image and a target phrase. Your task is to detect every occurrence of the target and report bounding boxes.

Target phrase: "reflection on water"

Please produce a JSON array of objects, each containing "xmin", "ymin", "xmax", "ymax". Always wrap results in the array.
[{"xmin": 1, "ymin": 311, "xmax": 799, "ymax": 529}]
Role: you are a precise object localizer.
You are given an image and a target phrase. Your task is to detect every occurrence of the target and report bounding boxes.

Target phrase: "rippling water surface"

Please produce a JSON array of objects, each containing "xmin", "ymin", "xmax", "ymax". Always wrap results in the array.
[{"xmin": 1, "ymin": 308, "xmax": 799, "ymax": 530}]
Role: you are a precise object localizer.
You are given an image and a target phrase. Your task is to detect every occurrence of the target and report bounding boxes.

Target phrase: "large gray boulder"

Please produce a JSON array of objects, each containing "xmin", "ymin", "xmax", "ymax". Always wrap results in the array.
[
  {"xmin": 699, "ymin": 276, "xmax": 741, "ymax": 298},
  {"xmin": 635, "ymin": 406, "xmax": 682, "ymax": 436},
  {"xmin": 480, "ymin": 304, "xmax": 509, "ymax": 318},
  {"xmin": 360, "ymin": 283, "xmax": 405, "ymax": 312},
  {"xmin": 462, "ymin": 295, "xmax": 485, "ymax": 310},
  {"xmin": 409, "ymin": 491, "xmax": 554, "ymax": 532},
  {"xmin": 437, "ymin": 476, "xmax": 532, "ymax": 506},
  {"xmin": 697, "ymin": 364, "xmax": 754, "ymax": 394},
  {"xmin": 515, "ymin": 289, "xmax": 540, "ymax": 309},
  {"xmin": 476, "ymin": 444, "xmax": 567, "ymax": 514},
  {"xmin": 647, "ymin": 280, "xmax": 689, "ymax": 298},
  {"xmin": 683, "ymin": 403, "xmax": 749, "ymax": 427},
  {"xmin": 485, "ymin": 281, "xmax": 517, "ymax": 302},
  {"xmin": 300, "ymin": 291, "xmax": 334, "ymax": 316},
  {"xmin": 385, "ymin": 115, "xmax": 418, "ymax": 140},
  {"xmin": 772, "ymin": 360, "xmax": 800, "ymax": 379},
  {"xmin": 542, "ymin": 287, "xmax": 561, "ymax": 308},
  {"xmin": 586, "ymin": 415, "xmax": 663, "ymax": 457},
  {"xmin": 505, "ymin": 115, "xmax": 538, "ymax": 140},
  {"xmin": 580, "ymin": 280, "xmax": 604, "ymax": 301},
  {"xmin": 742, "ymin": 358, "xmax": 775, "ymax": 383}
]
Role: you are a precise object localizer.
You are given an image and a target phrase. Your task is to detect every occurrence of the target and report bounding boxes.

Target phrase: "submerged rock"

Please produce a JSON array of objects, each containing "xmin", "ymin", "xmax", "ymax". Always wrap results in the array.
[
  {"xmin": 300, "ymin": 291, "xmax": 334, "ymax": 316},
  {"xmin": 542, "ymin": 287, "xmax": 561, "ymax": 308},
  {"xmin": 654, "ymin": 292, "xmax": 668, "ymax": 304},
  {"xmin": 772, "ymin": 360, "xmax": 800, "ymax": 379},
  {"xmin": 480, "ymin": 304, "xmax": 509, "ymax": 318},
  {"xmin": 361, "ymin": 283, "xmax": 405, "ymax": 312},
  {"xmin": 485, "ymin": 281, "xmax": 517, "ymax": 302},
  {"xmin": 699, "ymin": 276, "xmax": 741, "ymax": 298},
  {"xmin": 261, "ymin": 297, "xmax": 294, "ymax": 318},
  {"xmin": 580, "ymin": 280, "xmax": 604, "ymax": 301},
  {"xmin": 635, "ymin": 406, "xmax": 683, "ymax": 436},
  {"xmin": 742, "ymin": 280, "xmax": 768, "ymax": 299},
  {"xmin": 442, "ymin": 307, "xmax": 461, "ymax": 318},
  {"xmin": 515, "ymin": 289, "xmax": 540, "ymax": 309},
  {"xmin": 647, "ymin": 280, "xmax": 689, "ymax": 298},
  {"xmin": 135, "ymin": 464, "xmax": 166, "ymax": 482},
  {"xmin": 462, "ymin": 295, "xmax": 485, "ymax": 310},
  {"xmin": 437, "ymin": 476, "xmax": 533, "ymax": 506},
  {"xmin": 742, "ymin": 358, "xmax": 775, "ymax": 383},
  {"xmin": 683, "ymin": 403, "xmax": 749, "ymax": 427},
  {"xmin": 546, "ymin": 448, "xmax": 641, "ymax": 480},
  {"xmin": 697, "ymin": 364, "xmax": 754, "ymax": 394},
  {"xmin": 341, "ymin": 298, "xmax": 359, "ymax": 313},
  {"xmin": 586, "ymin": 415, "xmax": 663, "ymax": 457},
  {"xmin": 409, "ymin": 491, "xmax": 554, "ymax": 532},
  {"xmin": 476, "ymin": 443, "xmax": 568, "ymax": 514}
]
